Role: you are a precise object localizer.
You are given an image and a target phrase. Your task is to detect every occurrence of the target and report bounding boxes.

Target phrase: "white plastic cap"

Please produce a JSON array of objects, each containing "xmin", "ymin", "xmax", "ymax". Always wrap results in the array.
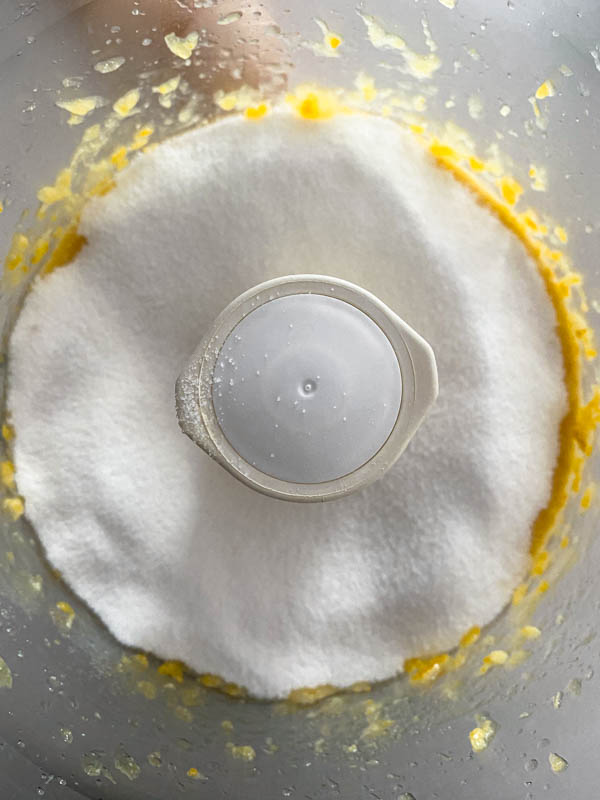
[
  {"xmin": 212, "ymin": 293, "xmax": 402, "ymax": 484},
  {"xmin": 176, "ymin": 275, "xmax": 438, "ymax": 502}
]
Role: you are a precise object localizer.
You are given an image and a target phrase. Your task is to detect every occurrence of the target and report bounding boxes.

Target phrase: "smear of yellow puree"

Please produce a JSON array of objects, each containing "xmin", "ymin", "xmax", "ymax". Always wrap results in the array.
[
  {"xmin": 426, "ymin": 139, "xmax": 598, "ymax": 557},
  {"xmin": 3, "ymin": 88, "xmax": 597, "ymax": 702},
  {"xmin": 403, "ymin": 132, "xmax": 597, "ymax": 684}
]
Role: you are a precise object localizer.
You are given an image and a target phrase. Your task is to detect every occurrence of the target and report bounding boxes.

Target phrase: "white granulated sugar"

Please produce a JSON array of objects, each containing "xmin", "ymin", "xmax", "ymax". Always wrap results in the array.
[{"xmin": 8, "ymin": 110, "xmax": 566, "ymax": 698}]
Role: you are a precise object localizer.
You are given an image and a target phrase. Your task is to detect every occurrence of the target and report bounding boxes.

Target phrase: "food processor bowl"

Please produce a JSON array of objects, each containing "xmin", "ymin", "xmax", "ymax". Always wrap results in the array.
[{"xmin": 1, "ymin": 1, "xmax": 599, "ymax": 797}]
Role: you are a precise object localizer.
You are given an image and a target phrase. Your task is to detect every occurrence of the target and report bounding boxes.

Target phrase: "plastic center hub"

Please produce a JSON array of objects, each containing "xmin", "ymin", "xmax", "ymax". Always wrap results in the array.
[
  {"xmin": 211, "ymin": 294, "xmax": 402, "ymax": 484},
  {"xmin": 176, "ymin": 274, "xmax": 438, "ymax": 502}
]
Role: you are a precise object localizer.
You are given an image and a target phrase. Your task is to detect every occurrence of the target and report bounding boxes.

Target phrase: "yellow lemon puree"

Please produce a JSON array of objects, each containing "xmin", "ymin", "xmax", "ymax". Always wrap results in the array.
[
  {"xmin": 469, "ymin": 716, "xmax": 496, "ymax": 752},
  {"xmin": 164, "ymin": 31, "xmax": 199, "ymax": 61},
  {"xmin": 304, "ymin": 19, "xmax": 344, "ymax": 58}
]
